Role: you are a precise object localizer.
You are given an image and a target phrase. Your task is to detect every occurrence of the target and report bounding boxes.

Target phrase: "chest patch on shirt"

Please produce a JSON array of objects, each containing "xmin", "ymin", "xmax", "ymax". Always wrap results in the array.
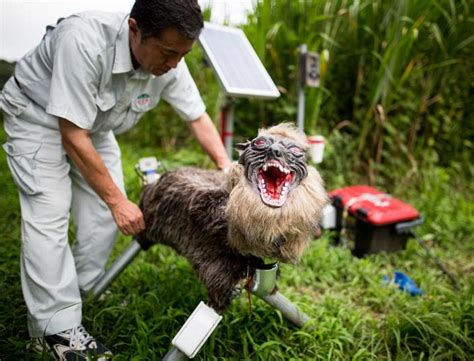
[{"xmin": 135, "ymin": 93, "xmax": 151, "ymax": 110}]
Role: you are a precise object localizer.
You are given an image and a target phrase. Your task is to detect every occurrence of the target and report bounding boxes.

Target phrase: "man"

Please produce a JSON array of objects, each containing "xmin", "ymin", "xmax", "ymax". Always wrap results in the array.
[{"xmin": 0, "ymin": 0, "xmax": 231, "ymax": 359}]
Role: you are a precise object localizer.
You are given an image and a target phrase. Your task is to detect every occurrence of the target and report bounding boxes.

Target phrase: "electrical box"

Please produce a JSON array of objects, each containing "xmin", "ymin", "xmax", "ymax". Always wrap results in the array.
[
  {"xmin": 329, "ymin": 185, "xmax": 423, "ymax": 257},
  {"xmin": 305, "ymin": 52, "xmax": 320, "ymax": 87}
]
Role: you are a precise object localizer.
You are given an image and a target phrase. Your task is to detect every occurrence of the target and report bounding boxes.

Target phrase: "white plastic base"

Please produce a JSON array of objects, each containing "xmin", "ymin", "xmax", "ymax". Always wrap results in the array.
[{"xmin": 171, "ymin": 302, "xmax": 222, "ymax": 358}]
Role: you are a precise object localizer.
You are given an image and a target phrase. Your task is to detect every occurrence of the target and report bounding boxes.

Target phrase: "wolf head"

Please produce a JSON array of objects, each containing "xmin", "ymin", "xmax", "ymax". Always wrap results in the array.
[
  {"xmin": 236, "ymin": 123, "xmax": 309, "ymax": 208},
  {"xmin": 226, "ymin": 123, "xmax": 328, "ymax": 263}
]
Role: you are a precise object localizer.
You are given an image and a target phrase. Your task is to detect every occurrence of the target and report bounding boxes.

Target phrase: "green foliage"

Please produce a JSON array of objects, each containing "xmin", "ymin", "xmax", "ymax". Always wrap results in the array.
[
  {"xmin": 237, "ymin": 0, "xmax": 474, "ymax": 182},
  {"xmin": 1, "ymin": 1, "xmax": 473, "ymax": 359},
  {"xmin": 1, "ymin": 119, "xmax": 473, "ymax": 359},
  {"xmin": 0, "ymin": 60, "xmax": 15, "ymax": 89},
  {"xmin": 116, "ymin": 0, "xmax": 474, "ymax": 185},
  {"xmin": 3, "ymin": 0, "xmax": 472, "ymax": 184}
]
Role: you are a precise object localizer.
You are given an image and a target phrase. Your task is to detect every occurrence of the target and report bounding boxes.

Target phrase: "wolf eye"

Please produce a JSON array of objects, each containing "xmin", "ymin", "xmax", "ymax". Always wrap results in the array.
[
  {"xmin": 251, "ymin": 137, "xmax": 271, "ymax": 149},
  {"xmin": 288, "ymin": 146, "xmax": 304, "ymax": 157}
]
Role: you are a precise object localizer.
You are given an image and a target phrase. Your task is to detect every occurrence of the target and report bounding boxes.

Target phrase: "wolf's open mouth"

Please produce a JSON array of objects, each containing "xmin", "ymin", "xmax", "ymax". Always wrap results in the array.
[{"xmin": 257, "ymin": 160, "xmax": 294, "ymax": 207}]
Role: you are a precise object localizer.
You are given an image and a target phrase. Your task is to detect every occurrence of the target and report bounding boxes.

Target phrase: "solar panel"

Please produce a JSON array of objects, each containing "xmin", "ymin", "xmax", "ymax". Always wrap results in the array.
[{"xmin": 198, "ymin": 22, "xmax": 280, "ymax": 99}]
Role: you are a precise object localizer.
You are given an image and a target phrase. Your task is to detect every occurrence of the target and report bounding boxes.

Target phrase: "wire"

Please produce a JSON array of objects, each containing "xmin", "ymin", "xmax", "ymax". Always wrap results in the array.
[{"xmin": 408, "ymin": 230, "xmax": 460, "ymax": 291}]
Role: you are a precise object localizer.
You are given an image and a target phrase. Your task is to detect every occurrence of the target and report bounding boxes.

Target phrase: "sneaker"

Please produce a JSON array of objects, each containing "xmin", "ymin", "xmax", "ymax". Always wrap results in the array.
[{"xmin": 33, "ymin": 325, "xmax": 112, "ymax": 360}]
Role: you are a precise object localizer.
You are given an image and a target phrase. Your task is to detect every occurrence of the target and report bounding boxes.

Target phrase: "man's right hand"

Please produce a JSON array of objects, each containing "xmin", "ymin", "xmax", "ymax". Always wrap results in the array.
[
  {"xmin": 109, "ymin": 198, "xmax": 146, "ymax": 236},
  {"xmin": 59, "ymin": 118, "xmax": 146, "ymax": 236}
]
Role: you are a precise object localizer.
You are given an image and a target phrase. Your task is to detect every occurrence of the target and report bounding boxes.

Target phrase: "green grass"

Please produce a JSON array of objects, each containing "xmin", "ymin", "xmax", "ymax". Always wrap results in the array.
[
  {"xmin": 1, "ymin": 2, "xmax": 472, "ymax": 358},
  {"xmin": 0, "ymin": 123, "xmax": 473, "ymax": 360}
]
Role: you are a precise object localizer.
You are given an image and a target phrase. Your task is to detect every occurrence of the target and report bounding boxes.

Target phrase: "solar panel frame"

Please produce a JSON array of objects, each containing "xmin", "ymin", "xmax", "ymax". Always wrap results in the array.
[{"xmin": 198, "ymin": 22, "xmax": 280, "ymax": 99}]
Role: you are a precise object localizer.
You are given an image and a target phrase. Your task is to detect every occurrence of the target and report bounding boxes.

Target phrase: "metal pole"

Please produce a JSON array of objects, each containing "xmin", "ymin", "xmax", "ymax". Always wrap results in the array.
[
  {"xmin": 297, "ymin": 44, "xmax": 307, "ymax": 132},
  {"xmin": 91, "ymin": 240, "xmax": 142, "ymax": 299},
  {"xmin": 224, "ymin": 100, "xmax": 235, "ymax": 160},
  {"xmin": 260, "ymin": 291, "xmax": 310, "ymax": 328},
  {"xmin": 163, "ymin": 347, "xmax": 187, "ymax": 361}
]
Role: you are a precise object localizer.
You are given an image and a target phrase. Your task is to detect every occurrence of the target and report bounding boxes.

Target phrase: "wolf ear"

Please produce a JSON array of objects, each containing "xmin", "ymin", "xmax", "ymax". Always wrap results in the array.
[{"xmin": 235, "ymin": 141, "xmax": 250, "ymax": 155}]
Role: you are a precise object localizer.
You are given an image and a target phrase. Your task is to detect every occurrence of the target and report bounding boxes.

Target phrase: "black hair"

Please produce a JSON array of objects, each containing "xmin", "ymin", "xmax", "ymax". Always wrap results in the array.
[{"xmin": 130, "ymin": 0, "xmax": 203, "ymax": 40}]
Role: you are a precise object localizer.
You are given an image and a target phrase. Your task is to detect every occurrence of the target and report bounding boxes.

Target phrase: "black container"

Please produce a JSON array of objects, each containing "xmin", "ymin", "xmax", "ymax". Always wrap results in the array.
[{"xmin": 330, "ymin": 186, "xmax": 423, "ymax": 257}]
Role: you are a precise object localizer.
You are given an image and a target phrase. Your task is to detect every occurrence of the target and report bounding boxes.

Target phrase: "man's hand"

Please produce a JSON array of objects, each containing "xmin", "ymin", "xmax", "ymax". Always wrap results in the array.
[
  {"xmin": 59, "ymin": 118, "xmax": 145, "ymax": 235},
  {"xmin": 109, "ymin": 198, "xmax": 145, "ymax": 236}
]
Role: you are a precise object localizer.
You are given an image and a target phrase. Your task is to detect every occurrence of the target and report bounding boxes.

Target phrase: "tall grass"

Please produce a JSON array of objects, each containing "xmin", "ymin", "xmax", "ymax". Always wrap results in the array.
[{"xmin": 239, "ymin": 0, "xmax": 473, "ymax": 183}]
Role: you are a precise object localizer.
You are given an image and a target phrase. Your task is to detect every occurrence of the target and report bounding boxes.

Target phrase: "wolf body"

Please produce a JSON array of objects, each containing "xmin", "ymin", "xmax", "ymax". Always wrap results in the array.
[{"xmin": 136, "ymin": 124, "xmax": 327, "ymax": 312}]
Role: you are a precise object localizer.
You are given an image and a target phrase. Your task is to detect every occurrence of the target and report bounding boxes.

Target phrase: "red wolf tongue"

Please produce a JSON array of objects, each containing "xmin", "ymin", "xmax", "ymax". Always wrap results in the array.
[{"xmin": 262, "ymin": 172, "xmax": 285, "ymax": 198}]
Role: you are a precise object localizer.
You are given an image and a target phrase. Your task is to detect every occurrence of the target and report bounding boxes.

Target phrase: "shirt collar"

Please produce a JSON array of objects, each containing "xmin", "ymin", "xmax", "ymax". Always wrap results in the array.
[{"xmin": 113, "ymin": 15, "xmax": 134, "ymax": 74}]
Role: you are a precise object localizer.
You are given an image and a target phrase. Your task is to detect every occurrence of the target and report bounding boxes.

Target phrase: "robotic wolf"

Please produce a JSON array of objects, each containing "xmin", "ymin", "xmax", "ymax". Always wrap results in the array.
[{"xmin": 136, "ymin": 123, "xmax": 328, "ymax": 312}]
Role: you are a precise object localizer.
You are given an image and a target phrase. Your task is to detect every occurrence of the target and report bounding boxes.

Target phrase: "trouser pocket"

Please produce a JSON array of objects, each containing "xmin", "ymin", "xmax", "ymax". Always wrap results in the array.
[
  {"xmin": 0, "ymin": 76, "xmax": 32, "ymax": 117},
  {"xmin": 3, "ymin": 142, "xmax": 42, "ymax": 195}
]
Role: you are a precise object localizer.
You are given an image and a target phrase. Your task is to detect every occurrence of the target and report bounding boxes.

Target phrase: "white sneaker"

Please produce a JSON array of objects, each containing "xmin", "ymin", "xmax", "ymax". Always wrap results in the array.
[{"xmin": 32, "ymin": 325, "xmax": 112, "ymax": 360}]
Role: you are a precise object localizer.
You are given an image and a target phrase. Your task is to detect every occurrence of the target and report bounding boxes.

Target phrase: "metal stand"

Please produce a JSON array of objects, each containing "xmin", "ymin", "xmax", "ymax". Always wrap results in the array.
[
  {"xmin": 260, "ymin": 292, "xmax": 310, "ymax": 328},
  {"xmin": 220, "ymin": 99, "xmax": 235, "ymax": 160},
  {"xmin": 252, "ymin": 264, "xmax": 310, "ymax": 328},
  {"xmin": 163, "ymin": 347, "xmax": 186, "ymax": 361},
  {"xmin": 90, "ymin": 239, "xmax": 309, "ymax": 360},
  {"xmin": 163, "ymin": 264, "xmax": 310, "ymax": 360},
  {"xmin": 297, "ymin": 44, "xmax": 307, "ymax": 132},
  {"xmin": 91, "ymin": 240, "xmax": 142, "ymax": 299}
]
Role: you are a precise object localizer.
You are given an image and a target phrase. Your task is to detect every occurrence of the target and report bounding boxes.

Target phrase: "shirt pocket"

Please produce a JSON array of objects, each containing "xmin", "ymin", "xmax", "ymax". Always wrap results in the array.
[
  {"xmin": 93, "ymin": 93, "xmax": 118, "ymax": 132},
  {"xmin": 96, "ymin": 92, "xmax": 116, "ymax": 113},
  {"xmin": 2, "ymin": 142, "xmax": 42, "ymax": 195},
  {"xmin": 113, "ymin": 94, "xmax": 157, "ymax": 135}
]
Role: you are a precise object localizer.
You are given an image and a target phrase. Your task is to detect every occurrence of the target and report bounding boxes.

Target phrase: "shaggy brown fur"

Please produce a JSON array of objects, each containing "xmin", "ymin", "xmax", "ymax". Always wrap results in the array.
[
  {"xmin": 137, "ymin": 123, "xmax": 328, "ymax": 312},
  {"xmin": 226, "ymin": 165, "xmax": 326, "ymax": 263}
]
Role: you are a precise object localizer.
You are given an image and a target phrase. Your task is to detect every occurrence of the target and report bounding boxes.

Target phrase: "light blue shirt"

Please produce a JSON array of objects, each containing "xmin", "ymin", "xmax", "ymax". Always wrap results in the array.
[{"xmin": 11, "ymin": 11, "xmax": 206, "ymax": 134}]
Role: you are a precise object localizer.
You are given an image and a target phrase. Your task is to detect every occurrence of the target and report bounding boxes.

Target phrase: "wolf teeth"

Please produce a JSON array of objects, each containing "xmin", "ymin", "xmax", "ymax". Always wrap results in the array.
[{"xmin": 262, "ymin": 161, "xmax": 290, "ymax": 174}]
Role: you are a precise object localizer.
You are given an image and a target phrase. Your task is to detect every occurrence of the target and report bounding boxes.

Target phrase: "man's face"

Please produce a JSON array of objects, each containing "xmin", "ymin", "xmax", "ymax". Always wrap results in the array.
[{"xmin": 129, "ymin": 18, "xmax": 195, "ymax": 76}]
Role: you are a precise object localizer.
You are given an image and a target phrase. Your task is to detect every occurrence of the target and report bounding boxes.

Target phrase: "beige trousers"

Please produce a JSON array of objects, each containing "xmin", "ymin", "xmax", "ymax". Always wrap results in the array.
[{"xmin": 1, "ymin": 78, "xmax": 124, "ymax": 337}]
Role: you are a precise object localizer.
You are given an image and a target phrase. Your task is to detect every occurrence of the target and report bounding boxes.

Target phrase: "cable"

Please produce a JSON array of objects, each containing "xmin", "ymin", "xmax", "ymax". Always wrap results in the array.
[{"xmin": 408, "ymin": 230, "xmax": 460, "ymax": 291}]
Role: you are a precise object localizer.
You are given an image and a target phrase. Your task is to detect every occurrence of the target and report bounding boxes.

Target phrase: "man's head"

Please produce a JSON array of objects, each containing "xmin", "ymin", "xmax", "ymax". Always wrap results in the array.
[{"xmin": 128, "ymin": 0, "xmax": 204, "ymax": 76}]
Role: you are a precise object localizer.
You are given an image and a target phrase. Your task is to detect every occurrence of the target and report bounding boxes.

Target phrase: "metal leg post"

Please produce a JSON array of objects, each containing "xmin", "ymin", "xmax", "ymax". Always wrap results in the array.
[
  {"xmin": 251, "ymin": 263, "xmax": 310, "ymax": 328},
  {"xmin": 91, "ymin": 240, "xmax": 143, "ymax": 299},
  {"xmin": 163, "ymin": 347, "xmax": 187, "ymax": 361},
  {"xmin": 259, "ymin": 291, "xmax": 310, "ymax": 328}
]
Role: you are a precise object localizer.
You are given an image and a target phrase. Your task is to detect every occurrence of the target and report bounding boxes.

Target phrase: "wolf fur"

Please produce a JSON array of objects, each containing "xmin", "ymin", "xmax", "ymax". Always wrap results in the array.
[
  {"xmin": 226, "ymin": 164, "xmax": 326, "ymax": 263},
  {"xmin": 137, "ymin": 123, "xmax": 328, "ymax": 312}
]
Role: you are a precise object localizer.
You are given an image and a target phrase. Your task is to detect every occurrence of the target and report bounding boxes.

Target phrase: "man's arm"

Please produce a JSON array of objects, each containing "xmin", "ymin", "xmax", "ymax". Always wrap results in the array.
[
  {"xmin": 187, "ymin": 112, "xmax": 231, "ymax": 170},
  {"xmin": 59, "ymin": 118, "xmax": 145, "ymax": 236}
]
